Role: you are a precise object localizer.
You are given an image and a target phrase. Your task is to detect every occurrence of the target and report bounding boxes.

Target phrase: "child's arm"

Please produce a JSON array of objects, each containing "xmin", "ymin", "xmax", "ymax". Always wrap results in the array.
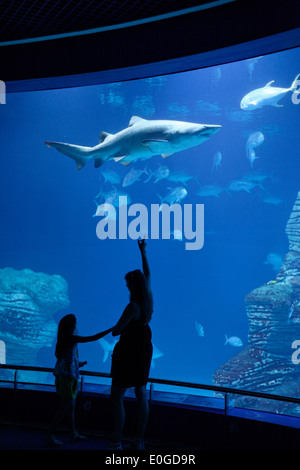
[{"xmin": 73, "ymin": 327, "xmax": 114, "ymax": 344}]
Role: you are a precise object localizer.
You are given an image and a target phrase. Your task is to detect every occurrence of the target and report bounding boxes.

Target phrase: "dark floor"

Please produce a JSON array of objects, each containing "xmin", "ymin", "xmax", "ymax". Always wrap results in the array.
[
  {"xmin": 0, "ymin": 423, "xmax": 111, "ymax": 451},
  {"xmin": 0, "ymin": 422, "xmax": 190, "ymax": 452}
]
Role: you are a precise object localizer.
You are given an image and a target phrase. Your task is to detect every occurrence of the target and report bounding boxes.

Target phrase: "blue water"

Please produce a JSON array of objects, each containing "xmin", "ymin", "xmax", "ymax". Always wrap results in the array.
[{"xmin": 1, "ymin": 46, "xmax": 300, "ymax": 391}]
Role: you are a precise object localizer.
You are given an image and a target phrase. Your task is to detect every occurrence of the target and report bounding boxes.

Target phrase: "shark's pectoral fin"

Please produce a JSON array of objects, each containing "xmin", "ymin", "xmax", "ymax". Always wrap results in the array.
[
  {"xmin": 114, "ymin": 155, "xmax": 127, "ymax": 162},
  {"xmin": 76, "ymin": 161, "xmax": 85, "ymax": 170},
  {"xmin": 162, "ymin": 153, "xmax": 173, "ymax": 158},
  {"xmin": 114, "ymin": 155, "xmax": 133, "ymax": 166},
  {"xmin": 142, "ymin": 139, "xmax": 169, "ymax": 154}
]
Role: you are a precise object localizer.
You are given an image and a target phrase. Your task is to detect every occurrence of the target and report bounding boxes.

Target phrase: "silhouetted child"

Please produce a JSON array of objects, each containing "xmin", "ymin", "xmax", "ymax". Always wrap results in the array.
[{"xmin": 47, "ymin": 314, "xmax": 113, "ymax": 445}]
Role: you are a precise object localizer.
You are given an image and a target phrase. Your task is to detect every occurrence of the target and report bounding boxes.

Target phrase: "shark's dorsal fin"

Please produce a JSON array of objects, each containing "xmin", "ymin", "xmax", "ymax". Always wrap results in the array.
[
  {"xmin": 99, "ymin": 131, "xmax": 111, "ymax": 143},
  {"xmin": 129, "ymin": 116, "xmax": 147, "ymax": 127},
  {"xmin": 265, "ymin": 80, "xmax": 275, "ymax": 87}
]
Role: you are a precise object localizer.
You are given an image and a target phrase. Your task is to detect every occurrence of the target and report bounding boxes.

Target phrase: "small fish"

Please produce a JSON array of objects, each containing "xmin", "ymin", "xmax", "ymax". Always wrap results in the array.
[
  {"xmin": 166, "ymin": 169, "xmax": 197, "ymax": 186},
  {"xmin": 122, "ymin": 166, "xmax": 149, "ymax": 187},
  {"xmin": 246, "ymin": 131, "xmax": 264, "ymax": 167},
  {"xmin": 145, "ymin": 165, "xmax": 170, "ymax": 183},
  {"xmin": 243, "ymin": 170, "xmax": 273, "ymax": 184},
  {"xmin": 94, "ymin": 186, "xmax": 117, "ymax": 204},
  {"xmin": 101, "ymin": 168, "xmax": 121, "ymax": 185},
  {"xmin": 225, "ymin": 335, "xmax": 243, "ymax": 347},
  {"xmin": 240, "ymin": 74, "xmax": 300, "ymax": 110},
  {"xmin": 262, "ymin": 196, "xmax": 283, "ymax": 206},
  {"xmin": 195, "ymin": 321, "xmax": 204, "ymax": 337},
  {"xmin": 151, "ymin": 344, "xmax": 164, "ymax": 368},
  {"xmin": 93, "ymin": 187, "xmax": 131, "ymax": 216},
  {"xmin": 264, "ymin": 253, "xmax": 283, "ymax": 272},
  {"xmin": 246, "ymin": 56, "xmax": 263, "ymax": 80},
  {"xmin": 212, "ymin": 151, "xmax": 222, "ymax": 171},
  {"xmin": 197, "ymin": 184, "xmax": 224, "ymax": 198},
  {"xmin": 98, "ymin": 338, "xmax": 118, "ymax": 362},
  {"xmin": 157, "ymin": 186, "xmax": 187, "ymax": 206},
  {"xmin": 227, "ymin": 179, "xmax": 263, "ymax": 193},
  {"xmin": 211, "ymin": 67, "xmax": 222, "ymax": 86}
]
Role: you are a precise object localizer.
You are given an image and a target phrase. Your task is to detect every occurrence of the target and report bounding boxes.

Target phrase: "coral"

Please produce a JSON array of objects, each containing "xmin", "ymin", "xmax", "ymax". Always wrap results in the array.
[
  {"xmin": 0, "ymin": 268, "xmax": 69, "ymax": 374},
  {"xmin": 213, "ymin": 191, "xmax": 300, "ymax": 415}
]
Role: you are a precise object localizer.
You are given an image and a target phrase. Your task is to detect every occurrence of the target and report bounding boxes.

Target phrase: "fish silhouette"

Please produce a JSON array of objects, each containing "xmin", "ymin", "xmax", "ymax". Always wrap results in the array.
[{"xmin": 240, "ymin": 74, "xmax": 300, "ymax": 110}]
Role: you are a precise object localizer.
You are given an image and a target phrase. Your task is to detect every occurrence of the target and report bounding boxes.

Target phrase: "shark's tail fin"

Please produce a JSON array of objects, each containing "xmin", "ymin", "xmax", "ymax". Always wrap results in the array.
[
  {"xmin": 291, "ymin": 73, "xmax": 300, "ymax": 91},
  {"xmin": 45, "ymin": 141, "xmax": 94, "ymax": 170}
]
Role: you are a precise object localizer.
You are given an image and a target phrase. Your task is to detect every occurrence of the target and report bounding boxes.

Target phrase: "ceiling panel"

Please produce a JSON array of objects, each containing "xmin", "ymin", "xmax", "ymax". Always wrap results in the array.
[{"xmin": 0, "ymin": 0, "xmax": 217, "ymax": 42}]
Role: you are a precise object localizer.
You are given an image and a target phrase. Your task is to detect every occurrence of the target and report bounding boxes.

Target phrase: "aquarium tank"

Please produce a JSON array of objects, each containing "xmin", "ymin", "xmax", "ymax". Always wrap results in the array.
[{"xmin": 1, "ymin": 44, "xmax": 300, "ymax": 414}]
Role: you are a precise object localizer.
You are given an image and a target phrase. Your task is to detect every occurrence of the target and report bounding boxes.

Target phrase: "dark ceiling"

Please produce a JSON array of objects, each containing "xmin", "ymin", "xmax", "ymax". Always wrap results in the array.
[
  {"xmin": 0, "ymin": 0, "xmax": 217, "ymax": 42},
  {"xmin": 1, "ymin": 0, "xmax": 300, "ymax": 84}
]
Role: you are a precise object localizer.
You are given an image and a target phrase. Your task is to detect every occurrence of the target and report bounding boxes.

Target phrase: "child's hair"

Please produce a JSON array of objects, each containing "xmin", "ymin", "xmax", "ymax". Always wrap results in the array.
[
  {"xmin": 55, "ymin": 314, "xmax": 77, "ymax": 359},
  {"xmin": 125, "ymin": 269, "xmax": 153, "ymax": 324}
]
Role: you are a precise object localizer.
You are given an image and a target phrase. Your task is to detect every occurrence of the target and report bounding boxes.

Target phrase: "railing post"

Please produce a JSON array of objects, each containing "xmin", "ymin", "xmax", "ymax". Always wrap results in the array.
[
  {"xmin": 11, "ymin": 369, "xmax": 18, "ymax": 424},
  {"xmin": 224, "ymin": 392, "xmax": 228, "ymax": 416},
  {"xmin": 224, "ymin": 392, "xmax": 228, "ymax": 450},
  {"xmin": 149, "ymin": 383, "xmax": 153, "ymax": 405},
  {"xmin": 14, "ymin": 370, "xmax": 18, "ymax": 390},
  {"xmin": 146, "ymin": 383, "xmax": 154, "ymax": 441}
]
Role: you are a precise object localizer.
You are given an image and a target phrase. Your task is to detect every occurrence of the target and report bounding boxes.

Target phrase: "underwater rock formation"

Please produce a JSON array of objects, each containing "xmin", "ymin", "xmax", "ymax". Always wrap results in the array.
[
  {"xmin": 0, "ymin": 268, "xmax": 69, "ymax": 378},
  {"xmin": 213, "ymin": 192, "xmax": 300, "ymax": 414}
]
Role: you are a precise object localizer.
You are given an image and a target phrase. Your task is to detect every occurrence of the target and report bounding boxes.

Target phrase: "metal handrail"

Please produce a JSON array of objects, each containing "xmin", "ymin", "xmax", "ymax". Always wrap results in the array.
[{"xmin": 1, "ymin": 363, "xmax": 300, "ymax": 407}]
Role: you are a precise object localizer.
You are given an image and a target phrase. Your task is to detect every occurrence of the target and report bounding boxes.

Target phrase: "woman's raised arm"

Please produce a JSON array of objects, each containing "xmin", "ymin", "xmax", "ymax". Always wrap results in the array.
[{"xmin": 138, "ymin": 238, "xmax": 150, "ymax": 283}]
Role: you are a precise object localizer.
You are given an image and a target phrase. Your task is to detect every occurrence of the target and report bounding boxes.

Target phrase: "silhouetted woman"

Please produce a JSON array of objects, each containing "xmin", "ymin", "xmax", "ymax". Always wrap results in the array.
[{"xmin": 110, "ymin": 238, "xmax": 153, "ymax": 450}]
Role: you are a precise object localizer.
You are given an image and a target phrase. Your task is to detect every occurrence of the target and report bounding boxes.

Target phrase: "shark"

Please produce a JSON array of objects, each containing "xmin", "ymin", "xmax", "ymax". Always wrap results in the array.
[
  {"xmin": 98, "ymin": 337, "xmax": 163, "ymax": 369},
  {"xmin": 240, "ymin": 74, "xmax": 300, "ymax": 110},
  {"xmin": 45, "ymin": 116, "xmax": 221, "ymax": 170},
  {"xmin": 98, "ymin": 337, "xmax": 117, "ymax": 362}
]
